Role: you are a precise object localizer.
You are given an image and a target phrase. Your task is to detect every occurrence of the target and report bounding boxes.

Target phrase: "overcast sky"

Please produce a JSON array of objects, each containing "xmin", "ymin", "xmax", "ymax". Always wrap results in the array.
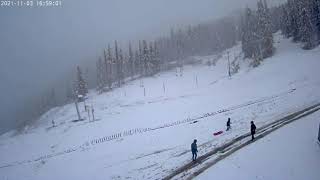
[{"xmin": 0, "ymin": 0, "xmax": 285, "ymax": 134}]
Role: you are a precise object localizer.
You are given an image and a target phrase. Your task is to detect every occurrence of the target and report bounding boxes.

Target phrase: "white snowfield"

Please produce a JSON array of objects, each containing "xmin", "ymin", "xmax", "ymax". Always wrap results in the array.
[
  {"xmin": 196, "ymin": 111, "xmax": 320, "ymax": 180},
  {"xmin": 0, "ymin": 33, "xmax": 320, "ymax": 180}
]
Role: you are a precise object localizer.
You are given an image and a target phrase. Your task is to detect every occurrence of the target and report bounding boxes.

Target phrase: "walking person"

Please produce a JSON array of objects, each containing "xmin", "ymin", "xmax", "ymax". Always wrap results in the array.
[
  {"xmin": 251, "ymin": 121, "xmax": 256, "ymax": 141},
  {"xmin": 226, "ymin": 118, "xmax": 231, "ymax": 131},
  {"xmin": 191, "ymin": 139, "xmax": 198, "ymax": 161}
]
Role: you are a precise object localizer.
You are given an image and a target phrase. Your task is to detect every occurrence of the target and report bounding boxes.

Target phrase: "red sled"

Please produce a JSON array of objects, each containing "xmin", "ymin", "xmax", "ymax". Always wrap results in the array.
[{"xmin": 213, "ymin": 131, "xmax": 223, "ymax": 136}]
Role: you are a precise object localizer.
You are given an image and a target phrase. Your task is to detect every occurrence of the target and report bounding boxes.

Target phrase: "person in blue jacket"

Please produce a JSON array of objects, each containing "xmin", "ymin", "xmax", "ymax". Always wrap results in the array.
[{"xmin": 191, "ymin": 139, "xmax": 198, "ymax": 161}]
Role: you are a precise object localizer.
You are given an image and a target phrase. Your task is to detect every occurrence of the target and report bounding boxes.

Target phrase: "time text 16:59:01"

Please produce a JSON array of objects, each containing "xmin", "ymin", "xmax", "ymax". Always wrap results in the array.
[{"xmin": 1, "ymin": 0, "xmax": 62, "ymax": 7}]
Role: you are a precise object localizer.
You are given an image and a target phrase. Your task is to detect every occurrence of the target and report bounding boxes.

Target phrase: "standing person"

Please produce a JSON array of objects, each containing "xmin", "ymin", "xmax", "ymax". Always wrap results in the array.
[
  {"xmin": 191, "ymin": 139, "xmax": 198, "ymax": 161},
  {"xmin": 226, "ymin": 118, "xmax": 231, "ymax": 131},
  {"xmin": 251, "ymin": 121, "xmax": 256, "ymax": 141},
  {"xmin": 318, "ymin": 124, "xmax": 320, "ymax": 144}
]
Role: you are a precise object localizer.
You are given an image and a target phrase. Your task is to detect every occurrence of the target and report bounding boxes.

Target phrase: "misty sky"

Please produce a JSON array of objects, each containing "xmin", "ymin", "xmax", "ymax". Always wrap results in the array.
[{"xmin": 0, "ymin": 0, "xmax": 285, "ymax": 134}]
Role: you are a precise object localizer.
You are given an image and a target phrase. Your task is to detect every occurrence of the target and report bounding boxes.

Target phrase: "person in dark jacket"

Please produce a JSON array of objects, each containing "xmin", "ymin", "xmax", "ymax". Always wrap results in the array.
[
  {"xmin": 226, "ymin": 118, "xmax": 231, "ymax": 131},
  {"xmin": 318, "ymin": 123, "xmax": 320, "ymax": 144},
  {"xmin": 191, "ymin": 139, "xmax": 198, "ymax": 161},
  {"xmin": 251, "ymin": 121, "xmax": 256, "ymax": 140}
]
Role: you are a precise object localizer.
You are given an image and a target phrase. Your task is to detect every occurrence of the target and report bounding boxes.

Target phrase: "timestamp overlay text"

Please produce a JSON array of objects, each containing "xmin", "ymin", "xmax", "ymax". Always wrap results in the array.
[{"xmin": 1, "ymin": 0, "xmax": 62, "ymax": 8}]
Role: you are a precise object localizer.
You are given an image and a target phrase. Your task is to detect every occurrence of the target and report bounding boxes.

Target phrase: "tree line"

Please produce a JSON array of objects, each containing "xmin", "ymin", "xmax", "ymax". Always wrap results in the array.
[
  {"xmin": 241, "ymin": 0, "xmax": 274, "ymax": 67},
  {"xmin": 279, "ymin": 0, "xmax": 320, "ymax": 49},
  {"xmin": 75, "ymin": 0, "xmax": 320, "ymax": 97},
  {"xmin": 75, "ymin": 15, "xmax": 239, "ymax": 97},
  {"xmin": 20, "ymin": 0, "xmax": 320, "ymax": 129}
]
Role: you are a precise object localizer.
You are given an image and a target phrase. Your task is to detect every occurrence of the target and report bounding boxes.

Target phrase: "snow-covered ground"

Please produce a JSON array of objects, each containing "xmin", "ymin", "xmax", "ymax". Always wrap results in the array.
[
  {"xmin": 0, "ymin": 33, "xmax": 320, "ymax": 180},
  {"xmin": 196, "ymin": 111, "xmax": 320, "ymax": 180}
]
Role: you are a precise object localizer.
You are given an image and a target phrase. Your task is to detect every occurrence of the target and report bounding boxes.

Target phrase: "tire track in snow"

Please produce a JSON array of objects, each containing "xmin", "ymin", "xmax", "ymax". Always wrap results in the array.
[{"xmin": 164, "ymin": 103, "xmax": 320, "ymax": 180}]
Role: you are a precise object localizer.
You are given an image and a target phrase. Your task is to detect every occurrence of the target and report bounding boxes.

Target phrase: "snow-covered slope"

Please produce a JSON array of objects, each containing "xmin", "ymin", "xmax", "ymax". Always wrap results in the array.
[
  {"xmin": 196, "ymin": 111, "xmax": 320, "ymax": 180},
  {"xmin": 1, "ymin": 33, "xmax": 320, "ymax": 180}
]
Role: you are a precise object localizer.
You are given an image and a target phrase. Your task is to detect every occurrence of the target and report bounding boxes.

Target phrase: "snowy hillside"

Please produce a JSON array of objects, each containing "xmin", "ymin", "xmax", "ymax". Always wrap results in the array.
[{"xmin": 1, "ymin": 33, "xmax": 320, "ymax": 180}]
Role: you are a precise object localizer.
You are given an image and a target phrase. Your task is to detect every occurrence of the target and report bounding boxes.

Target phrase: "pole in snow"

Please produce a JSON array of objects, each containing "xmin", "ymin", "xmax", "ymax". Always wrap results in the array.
[
  {"xmin": 86, "ymin": 105, "xmax": 91, "ymax": 122},
  {"xmin": 259, "ymin": 43, "xmax": 263, "ymax": 61},
  {"xmin": 163, "ymin": 82, "xmax": 166, "ymax": 93},
  {"xmin": 83, "ymin": 98, "xmax": 86, "ymax": 111},
  {"xmin": 88, "ymin": 110, "xmax": 91, "ymax": 122},
  {"xmin": 227, "ymin": 51, "xmax": 231, "ymax": 78},
  {"xmin": 75, "ymin": 99, "xmax": 81, "ymax": 121},
  {"xmin": 195, "ymin": 75, "xmax": 198, "ymax": 87},
  {"xmin": 140, "ymin": 79, "xmax": 144, "ymax": 87},
  {"xmin": 144, "ymin": 87, "xmax": 146, "ymax": 97},
  {"xmin": 91, "ymin": 106, "xmax": 95, "ymax": 121}
]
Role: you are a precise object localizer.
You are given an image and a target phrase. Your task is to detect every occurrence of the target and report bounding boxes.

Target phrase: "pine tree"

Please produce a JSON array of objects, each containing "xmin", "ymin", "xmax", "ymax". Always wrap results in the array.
[
  {"xmin": 66, "ymin": 82, "xmax": 74, "ymax": 101},
  {"xmin": 257, "ymin": 0, "xmax": 274, "ymax": 58},
  {"xmin": 118, "ymin": 48, "xmax": 124, "ymax": 84},
  {"xmin": 315, "ymin": 0, "xmax": 320, "ymax": 40},
  {"xmin": 103, "ymin": 49, "xmax": 108, "ymax": 88},
  {"xmin": 288, "ymin": 0, "xmax": 300, "ymax": 41},
  {"xmin": 96, "ymin": 57, "xmax": 104, "ymax": 91},
  {"xmin": 153, "ymin": 41, "xmax": 161, "ymax": 73},
  {"xmin": 241, "ymin": 7, "xmax": 258, "ymax": 59},
  {"xmin": 138, "ymin": 41, "xmax": 143, "ymax": 75},
  {"xmin": 76, "ymin": 66, "xmax": 88, "ymax": 96},
  {"xmin": 142, "ymin": 40, "xmax": 149, "ymax": 76},
  {"xmin": 49, "ymin": 88, "xmax": 57, "ymax": 107},
  {"xmin": 280, "ymin": 5, "xmax": 292, "ymax": 37},
  {"xmin": 128, "ymin": 42, "xmax": 135, "ymax": 79},
  {"xmin": 114, "ymin": 40, "xmax": 122, "ymax": 87},
  {"xmin": 280, "ymin": 0, "xmax": 319, "ymax": 48},
  {"xmin": 299, "ymin": 0, "xmax": 317, "ymax": 49},
  {"xmin": 107, "ymin": 45, "xmax": 113, "ymax": 88},
  {"xmin": 134, "ymin": 50, "xmax": 141, "ymax": 76},
  {"xmin": 41, "ymin": 94, "xmax": 49, "ymax": 113},
  {"xmin": 148, "ymin": 42, "xmax": 155, "ymax": 75}
]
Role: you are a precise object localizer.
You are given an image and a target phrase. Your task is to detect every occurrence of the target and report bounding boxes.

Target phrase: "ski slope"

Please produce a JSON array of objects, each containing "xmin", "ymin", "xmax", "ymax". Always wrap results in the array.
[
  {"xmin": 196, "ymin": 111, "xmax": 320, "ymax": 180},
  {"xmin": 0, "ymin": 33, "xmax": 320, "ymax": 180}
]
